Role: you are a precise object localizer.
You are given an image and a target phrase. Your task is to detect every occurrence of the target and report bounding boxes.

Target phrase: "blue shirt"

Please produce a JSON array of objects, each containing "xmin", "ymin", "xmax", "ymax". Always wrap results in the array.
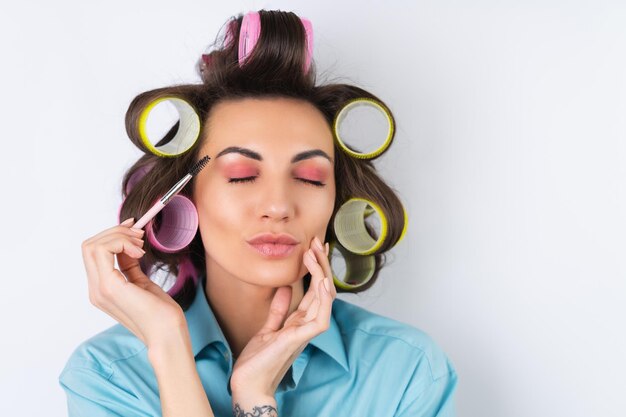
[{"xmin": 59, "ymin": 273, "xmax": 458, "ymax": 416}]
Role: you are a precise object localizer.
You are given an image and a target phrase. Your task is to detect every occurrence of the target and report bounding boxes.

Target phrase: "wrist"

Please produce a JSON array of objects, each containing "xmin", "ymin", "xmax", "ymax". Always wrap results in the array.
[
  {"xmin": 147, "ymin": 321, "xmax": 193, "ymax": 366},
  {"xmin": 232, "ymin": 394, "xmax": 277, "ymax": 417}
]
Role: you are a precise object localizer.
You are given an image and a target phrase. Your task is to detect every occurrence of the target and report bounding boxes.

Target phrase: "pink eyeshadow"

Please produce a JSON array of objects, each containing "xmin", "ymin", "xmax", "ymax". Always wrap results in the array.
[
  {"xmin": 295, "ymin": 167, "xmax": 327, "ymax": 181},
  {"xmin": 224, "ymin": 165, "xmax": 257, "ymax": 177}
]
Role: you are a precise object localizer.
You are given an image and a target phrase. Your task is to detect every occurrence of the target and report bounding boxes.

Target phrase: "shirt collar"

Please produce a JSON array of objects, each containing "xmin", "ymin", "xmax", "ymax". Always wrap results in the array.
[
  {"xmin": 184, "ymin": 274, "xmax": 229, "ymax": 357},
  {"xmin": 308, "ymin": 307, "xmax": 349, "ymax": 372},
  {"xmin": 184, "ymin": 273, "xmax": 349, "ymax": 374}
]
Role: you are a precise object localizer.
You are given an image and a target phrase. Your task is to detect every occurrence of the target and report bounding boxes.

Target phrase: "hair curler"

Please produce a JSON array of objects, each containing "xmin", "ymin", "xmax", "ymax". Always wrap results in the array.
[
  {"xmin": 333, "ymin": 197, "xmax": 408, "ymax": 255},
  {"xmin": 234, "ymin": 10, "xmax": 314, "ymax": 73},
  {"xmin": 137, "ymin": 254, "xmax": 199, "ymax": 295},
  {"xmin": 333, "ymin": 198, "xmax": 389, "ymax": 255},
  {"xmin": 328, "ymin": 241, "xmax": 376, "ymax": 290},
  {"xmin": 119, "ymin": 159, "xmax": 202, "ymax": 254},
  {"xmin": 125, "ymin": 161, "xmax": 156, "ymax": 195},
  {"xmin": 118, "ymin": 162, "xmax": 155, "ymax": 222},
  {"xmin": 332, "ymin": 98, "xmax": 395, "ymax": 160},
  {"xmin": 144, "ymin": 194, "xmax": 199, "ymax": 253},
  {"xmin": 136, "ymin": 97, "xmax": 201, "ymax": 158},
  {"xmin": 118, "ymin": 194, "xmax": 199, "ymax": 254}
]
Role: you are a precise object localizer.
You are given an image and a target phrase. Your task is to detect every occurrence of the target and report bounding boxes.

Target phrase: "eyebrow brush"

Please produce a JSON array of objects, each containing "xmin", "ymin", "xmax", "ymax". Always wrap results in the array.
[{"xmin": 131, "ymin": 155, "xmax": 210, "ymax": 230}]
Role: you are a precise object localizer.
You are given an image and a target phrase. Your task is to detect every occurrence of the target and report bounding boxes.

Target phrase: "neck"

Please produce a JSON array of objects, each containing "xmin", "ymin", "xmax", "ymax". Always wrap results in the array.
[{"xmin": 203, "ymin": 260, "xmax": 305, "ymax": 358}]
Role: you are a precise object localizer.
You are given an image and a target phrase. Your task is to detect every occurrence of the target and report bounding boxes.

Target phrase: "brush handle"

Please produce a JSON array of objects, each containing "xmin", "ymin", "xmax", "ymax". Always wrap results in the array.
[
  {"xmin": 132, "ymin": 200, "xmax": 166, "ymax": 230},
  {"xmin": 127, "ymin": 161, "xmax": 204, "ymax": 231}
]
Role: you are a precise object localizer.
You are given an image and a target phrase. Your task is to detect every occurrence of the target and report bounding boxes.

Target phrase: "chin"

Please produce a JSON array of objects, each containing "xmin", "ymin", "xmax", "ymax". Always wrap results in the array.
[{"xmin": 245, "ymin": 261, "xmax": 304, "ymax": 286}]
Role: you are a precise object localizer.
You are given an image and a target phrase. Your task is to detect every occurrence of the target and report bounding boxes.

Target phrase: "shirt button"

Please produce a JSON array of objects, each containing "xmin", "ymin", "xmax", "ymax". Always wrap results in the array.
[{"xmin": 224, "ymin": 351, "xmax": 230, "ymax": 360}]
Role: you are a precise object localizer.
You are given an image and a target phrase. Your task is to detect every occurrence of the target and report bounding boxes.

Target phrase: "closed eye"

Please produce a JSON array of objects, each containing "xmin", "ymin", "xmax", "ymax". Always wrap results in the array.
[
  {"xmin": 228, "ymin": 177, "xmax": 325, "ymax": 187},
  {"xmin": 298, "ymin": 178, "xmax": 326, "ymax": 187},
  {"xmin": 228, "ymin": 176, "xmax": 256, "ymax": 184}
]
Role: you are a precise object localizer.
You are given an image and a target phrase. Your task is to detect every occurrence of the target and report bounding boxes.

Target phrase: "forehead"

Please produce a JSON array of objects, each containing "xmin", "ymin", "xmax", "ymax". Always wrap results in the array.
[{"xmin": 202, "ymin": 97, "xmax": 334, "ymax": 153}]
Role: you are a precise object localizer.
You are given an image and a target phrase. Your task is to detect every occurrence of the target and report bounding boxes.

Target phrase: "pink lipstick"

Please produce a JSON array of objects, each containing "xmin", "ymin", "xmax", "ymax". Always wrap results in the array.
[{"xmin": 246, "ymin": 233, "xmax": 299, "ymax": 259}]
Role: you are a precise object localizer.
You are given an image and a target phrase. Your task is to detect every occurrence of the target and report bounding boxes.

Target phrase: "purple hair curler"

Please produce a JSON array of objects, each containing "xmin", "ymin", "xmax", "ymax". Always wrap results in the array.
[{"xmin": 145, "ymin": 194, "xmax": 198, "ymax": 253}]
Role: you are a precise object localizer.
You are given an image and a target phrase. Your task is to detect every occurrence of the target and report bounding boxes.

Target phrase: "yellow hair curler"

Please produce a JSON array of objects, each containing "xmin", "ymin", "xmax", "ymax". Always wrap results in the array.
[
  {"xmin": 333, "ymin": 198, "xmax": 388, "ymax": 255},
  {"xmin": 328, "ymin": 241, "xmax": 376, "ymax": 290},
  {"xmin": 332, "ymin": 98, "xmax": 395, "ymax": 160},
  {"xmin": 397, "ymin": 203, "xmax": 409, "ymax": 243},
  {"xmin": 137, "ymin": 97, "xmax": 201, "ymax": 158}
]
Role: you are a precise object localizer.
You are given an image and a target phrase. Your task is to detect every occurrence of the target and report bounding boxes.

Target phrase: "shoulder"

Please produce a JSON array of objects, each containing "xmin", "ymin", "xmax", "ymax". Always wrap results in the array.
[
  {"xmin": 332, "ymin": 298, "xmax": 455, "ymax": 381},
  {"xmin": 60, "ymin": 323, "xmax": 147, "ymax": 377},
  {"xmin": 58, "ymin": 325, "xmax": 157, "ymax": 416}
]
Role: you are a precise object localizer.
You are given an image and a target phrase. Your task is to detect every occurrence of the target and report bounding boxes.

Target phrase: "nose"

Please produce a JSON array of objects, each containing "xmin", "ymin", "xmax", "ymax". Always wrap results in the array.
[{"xmin": 258, "ymin": 178, "xmax": 296, "ymax": 222}]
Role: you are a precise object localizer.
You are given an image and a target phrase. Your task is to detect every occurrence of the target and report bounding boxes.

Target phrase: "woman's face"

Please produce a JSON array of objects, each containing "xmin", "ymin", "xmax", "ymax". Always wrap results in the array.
[{"xmin": 192, "ymin": 97, "xmax": 336, "ymax": 287}]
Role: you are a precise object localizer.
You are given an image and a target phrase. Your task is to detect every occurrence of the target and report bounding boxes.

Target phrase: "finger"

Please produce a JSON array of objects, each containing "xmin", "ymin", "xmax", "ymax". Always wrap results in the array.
[
  {"xmin": 261, "ymin": 286, "xmax": 292, "ymax": 333},
  {"xmin": 81, "ymin": 233, "xmax": 143, "ymax": 296},
  {"xmin": 84, "ymin": 224, "xmax": 144, "ymax": 247},
  {"xmin": 93, "ymin": 235, "xmax": 145, "ymax": 291},
  {"xmin": 314, "ymin": 241, "xmax": 336, "ymax": 297},
  {"xmin": 295, "ymin": 278, "xmax": 334, "ymax": 340},
  {"xmin": 82, "ymin": 234, "xmax": 131, "ymax": 295},
  {"xmin": 298, "ymin": 276, "xmax": 316, "ymax": 312},
  {"xmin": 301, "ymin": 252, "xmax": 324, "ymax": 321},
  {"xmin": 299, "ymin": 248, "xmax": 326, "ymax": 311},
  {"xmin": 93, "ymin": 246, "xmax": 174, "ymax": 330},
  {"xmin": 100, "ymin": 233, "xmax": 144, "ymax": 259},
  {"xmin": 116, "ymin": 244, "xmax": 150, "ymax": 287},
  {"xmin": 97, "ymin": 233, "xmax": 144, "ymax": 252},
  {"xmin": 298, "ymin": 248, "xmax": 320, "ymax": 308},
  {"xmin": 303, "ymin": 296, "xmax": 320, "ymax": 322},
  {"xmin": 312, "ymin": 240, "xmax": 331, "ymax": 279},
  {"xmin": 83, "ymin": 219, "xmax": 145, "ymax": 247},
  {"xmin": 117, "ymin": 251, "xmax": 150, "ymax": 287},
  {"xmin": 85, "ymin": 247, "xmax": 146, "ymax": 342}
]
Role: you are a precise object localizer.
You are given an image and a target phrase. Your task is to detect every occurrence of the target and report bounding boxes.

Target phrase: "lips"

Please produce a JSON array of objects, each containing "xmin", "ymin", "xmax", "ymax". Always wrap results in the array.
[
  {"xmin": 246, "ymin": 233, "xmax": 299, "ymax": 259},
  {"xmin": 246, "ymin": 233, "xmax": 299, "ymax": 245}
]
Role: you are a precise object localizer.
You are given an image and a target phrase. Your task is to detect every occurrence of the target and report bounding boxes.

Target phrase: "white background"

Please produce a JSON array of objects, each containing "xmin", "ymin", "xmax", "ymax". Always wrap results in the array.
[{"xmin": 1, "ymin": 1, "xmax": 625, "ymax": 416}]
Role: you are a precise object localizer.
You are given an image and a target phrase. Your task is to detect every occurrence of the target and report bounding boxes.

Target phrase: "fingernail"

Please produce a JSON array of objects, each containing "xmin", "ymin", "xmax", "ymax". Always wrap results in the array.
[
  {"xmin": 121, "ymin": 218, "xmax": 134, "ymax": 225},
  {"xmin": 325, "ymin": 242, "xmax": 329, "ymax": 255},
  {"xmin": 314, "ymin": 237, "xmax": 324, "ymax": 251}
]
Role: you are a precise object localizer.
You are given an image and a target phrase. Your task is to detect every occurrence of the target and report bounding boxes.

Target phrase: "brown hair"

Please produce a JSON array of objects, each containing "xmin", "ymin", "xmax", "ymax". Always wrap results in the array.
[{"xmin": 119, "ymin": 10, "xmax": 406, "ymax": 310}]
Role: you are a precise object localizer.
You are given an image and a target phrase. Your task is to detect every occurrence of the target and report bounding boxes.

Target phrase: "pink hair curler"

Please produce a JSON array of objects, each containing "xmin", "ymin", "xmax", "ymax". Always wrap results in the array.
[
  {"xmin": 166, "ymin": 254, "xmax": 199, "ymax": 296},
  {"xmin": 118, "ymin": 161, "xmax": 156, "ymax": 223},
  {"xmin": 144, "ymin": 194, "xmax": 199, "ymax": 253},
  {"xmin": 235, "ymin": 11, "xmax": 314, "ymax": 73},
  {"xmin": 138, "ymin": 254, "xmax": 199, "ymax": 295},
  {"xmin": 224, "ymin": 18, "xmax": 235, "ymax": 48},
  {"xmin": 125, "ymin": 161, "xmax": 156, "ymax": 195}
]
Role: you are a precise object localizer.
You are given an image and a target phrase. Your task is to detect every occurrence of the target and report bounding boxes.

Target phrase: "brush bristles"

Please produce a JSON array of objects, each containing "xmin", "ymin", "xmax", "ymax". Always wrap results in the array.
[{"xmin": 189, "ymin": 155, "xmax": 210, "ymax": 176}]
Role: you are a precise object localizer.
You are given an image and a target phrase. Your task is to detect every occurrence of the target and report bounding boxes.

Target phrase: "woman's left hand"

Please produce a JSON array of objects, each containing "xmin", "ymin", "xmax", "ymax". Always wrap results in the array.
[{"xmin": 229, "ymin": 236, "xmax": 337, "ymax": 403}]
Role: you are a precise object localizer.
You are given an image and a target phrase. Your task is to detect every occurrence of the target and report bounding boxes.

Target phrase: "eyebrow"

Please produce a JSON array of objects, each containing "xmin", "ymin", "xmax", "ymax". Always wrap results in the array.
[{"xmin": 215, "ymin": 146, "xmax": 333, "ymax": 163}]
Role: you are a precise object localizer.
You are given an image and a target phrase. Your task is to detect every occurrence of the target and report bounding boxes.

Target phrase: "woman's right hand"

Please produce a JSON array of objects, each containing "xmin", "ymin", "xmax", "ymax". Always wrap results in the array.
[{"xmin": 80, "ymin": 217, "xmax": 189, "ymax": 351}]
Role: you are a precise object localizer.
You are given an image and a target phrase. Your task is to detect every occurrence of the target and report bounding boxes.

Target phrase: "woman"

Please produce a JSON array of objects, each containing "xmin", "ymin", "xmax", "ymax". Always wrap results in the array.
[{"xmin": 59, "ymin": 9, "xmax": 458, "ymax": 417}]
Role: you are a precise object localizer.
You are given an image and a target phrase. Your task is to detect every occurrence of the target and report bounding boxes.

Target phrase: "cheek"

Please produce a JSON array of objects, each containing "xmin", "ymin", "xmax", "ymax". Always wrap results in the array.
[
  {"xmin": 304, "ymin": 185, "xmax": 336, "ymax": 231},
  {"xmin": 194, "ymin": 182, "xmax": 246, "ymax": 239}
]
